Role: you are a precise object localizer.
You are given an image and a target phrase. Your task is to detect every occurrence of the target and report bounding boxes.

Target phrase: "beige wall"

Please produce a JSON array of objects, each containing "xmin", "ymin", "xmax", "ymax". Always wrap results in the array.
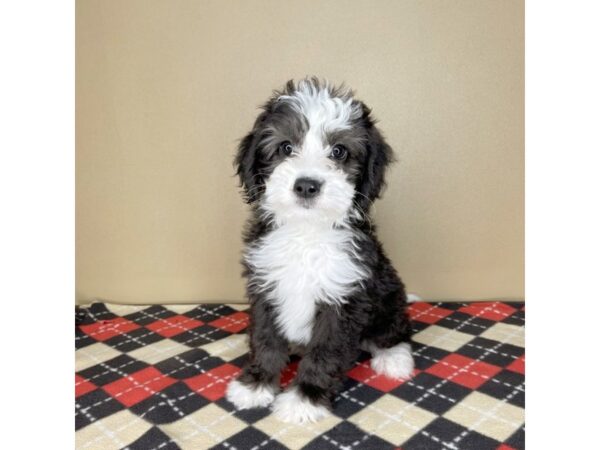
[{"xmin": 76, "ymin": 0, "xmax": 524, "ymax": 305}]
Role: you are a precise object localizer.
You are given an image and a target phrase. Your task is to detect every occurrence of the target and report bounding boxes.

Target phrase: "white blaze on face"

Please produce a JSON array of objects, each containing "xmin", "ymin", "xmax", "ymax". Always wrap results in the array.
[{"xmin": 262, "ymin": 82, "xmax": 363, "ymax": 226}]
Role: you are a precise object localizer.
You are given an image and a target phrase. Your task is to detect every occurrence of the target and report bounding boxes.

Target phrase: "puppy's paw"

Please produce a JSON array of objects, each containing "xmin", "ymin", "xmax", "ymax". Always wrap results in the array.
[
  {"xmin": 226, "ymin": 379, "xmax": 275, "ymax": 410},
  {"xmin": 272, "ymin": 387, "xmax": 330, "ymax": 424},
  {"xmin": 370, "ymin": 342, "xmax": 415, "ymax": 380}
]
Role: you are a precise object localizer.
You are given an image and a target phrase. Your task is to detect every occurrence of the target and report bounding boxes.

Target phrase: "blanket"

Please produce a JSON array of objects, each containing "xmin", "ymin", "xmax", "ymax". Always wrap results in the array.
[{"xmin": 75, "ymin": 301, "xmax": 525, "ymax": 449}]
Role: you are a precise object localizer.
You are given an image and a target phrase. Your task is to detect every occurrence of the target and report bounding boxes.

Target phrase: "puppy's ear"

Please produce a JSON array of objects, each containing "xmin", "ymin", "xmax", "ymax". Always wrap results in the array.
[
  {"xmin": 234, "ymin": 112, "xmax": 266, "ymax": 203},
  {"xmin": 234, "ymin": 131, "xmax": 259, "ymax": 204},
  {"xmin": 356, "ymin": 121, "xmax": 394, "ymax": 210}
]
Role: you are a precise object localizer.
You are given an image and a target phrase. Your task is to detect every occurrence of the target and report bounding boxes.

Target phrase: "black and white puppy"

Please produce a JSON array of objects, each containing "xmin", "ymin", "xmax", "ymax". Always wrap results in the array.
[{"xmin": 226, "ymin": 78, "xmax": 414, "ymax": 424}]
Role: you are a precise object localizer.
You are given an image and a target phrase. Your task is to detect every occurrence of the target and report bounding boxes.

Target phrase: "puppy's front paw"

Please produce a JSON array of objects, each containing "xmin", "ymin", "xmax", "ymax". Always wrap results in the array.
[
  {"xmin": 370, "ymin": 342, "xmax": 415, "ymax": 380},
  {"xmin": 272, "ymin": 387, "xmax": 330, "ymax": 424},
  {"xmin": 226, "ymin": 379, "xmax": 275, "ymax": 410}
]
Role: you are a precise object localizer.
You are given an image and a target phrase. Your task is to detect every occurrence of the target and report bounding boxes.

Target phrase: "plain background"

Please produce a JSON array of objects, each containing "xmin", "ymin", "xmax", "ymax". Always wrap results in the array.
[{"xmin": 76, "ymin": 0, "xmax": 524, "ymax": 305}]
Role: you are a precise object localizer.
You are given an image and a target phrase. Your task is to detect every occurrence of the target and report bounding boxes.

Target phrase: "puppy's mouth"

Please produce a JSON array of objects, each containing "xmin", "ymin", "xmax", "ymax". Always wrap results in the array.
[{"xmin": 296, "ymin": 197, "xmax": 318, "ymax": 209}]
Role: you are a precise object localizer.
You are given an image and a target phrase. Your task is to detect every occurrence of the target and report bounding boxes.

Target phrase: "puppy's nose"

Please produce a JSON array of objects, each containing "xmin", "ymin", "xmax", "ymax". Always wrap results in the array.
[{"xmin": 293, "ymin": 177, "xmax": 322, "ymax": 199}]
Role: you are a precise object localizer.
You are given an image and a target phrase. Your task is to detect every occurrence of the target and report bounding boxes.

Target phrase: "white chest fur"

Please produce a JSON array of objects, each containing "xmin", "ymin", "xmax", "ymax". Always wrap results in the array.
[{"xmin": 245, "ymin": 224, "xmax": 368, "ymax": 344}]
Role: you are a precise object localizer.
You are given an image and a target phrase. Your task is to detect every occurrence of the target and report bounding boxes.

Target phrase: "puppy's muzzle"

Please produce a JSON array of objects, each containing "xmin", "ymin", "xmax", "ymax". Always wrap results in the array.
[{"xmin": 293, "ymin": 177, "xmax": 322, "ymax": 200}]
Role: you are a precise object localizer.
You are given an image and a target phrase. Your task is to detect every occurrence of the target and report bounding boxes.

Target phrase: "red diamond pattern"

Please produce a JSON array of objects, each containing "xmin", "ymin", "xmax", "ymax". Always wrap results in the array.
[
  {"xmin": 103, "ymin": 367, "xmax": 177, "ymax": 407},
  {"xmin": 184, "ymin": 363, "xmax": 240, "ymax": 401},
  {"xmin": 426, "ymin": 353, "xmax": 502, "ymax": 389},
  {"xmin": 75, "ymin": 374, "xmax": 96, "ymax": 398},
  {"xmin": 506, "ymin": 355, "xmax": 525, "ymax": 375},
  {"xmin": 146, "ymin": 315, "xmax": 204, "ymax": 338},
  {"xmin": 280, "ymin": 360, "xmax": 299, "ymax": 388},
  {"xmin": 208, "ymin": 311, "xmax": 249, "ymax": 333},
  {"xmin": 76, "ymin": 301, "xmax": 524, "ymax": 449},
  {"xmin": 408, "ymin": 302, "xmax": 454, "ymax": 324},
  {"xmin": 79, "ymin": 317, "xmax": 140, "ymax": 341},
  {"xmin": 458, "ymin": 302, "xmax": 517, "ymax": 321}
]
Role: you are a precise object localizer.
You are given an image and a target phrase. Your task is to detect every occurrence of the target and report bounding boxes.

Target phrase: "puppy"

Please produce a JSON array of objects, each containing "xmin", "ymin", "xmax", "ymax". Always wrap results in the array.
[{"xmin": 226, "ymin": 78, "xmax": 414, "ymax": 424}]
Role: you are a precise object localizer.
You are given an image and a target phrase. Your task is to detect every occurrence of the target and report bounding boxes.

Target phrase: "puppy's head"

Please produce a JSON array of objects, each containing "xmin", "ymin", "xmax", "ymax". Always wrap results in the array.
[{"xmin": 235, "ymin": 78, "xmax": 393, "ymax": 227}]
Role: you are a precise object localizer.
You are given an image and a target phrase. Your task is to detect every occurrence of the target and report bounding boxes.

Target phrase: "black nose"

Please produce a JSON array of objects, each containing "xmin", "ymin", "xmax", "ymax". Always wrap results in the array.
[{"xmin": 293, "ymin": 177, "xmax": 322, "ymax": 199}]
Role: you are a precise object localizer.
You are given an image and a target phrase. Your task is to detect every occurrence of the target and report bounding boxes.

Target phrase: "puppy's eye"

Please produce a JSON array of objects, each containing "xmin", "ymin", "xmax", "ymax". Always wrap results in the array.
[
  {"xmin": 330, "ymin": 145, "xmax": 348, "ymax": 161},
  {"xmin": 278, "ymin": 141, "xmax": 293, "ymax": 157}
]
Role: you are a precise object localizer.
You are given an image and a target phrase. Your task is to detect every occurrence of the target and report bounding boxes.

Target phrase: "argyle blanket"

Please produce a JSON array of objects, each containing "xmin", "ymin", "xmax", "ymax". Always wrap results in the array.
[{"xmin": 75, "ymin": 301, "xmax": 525, "ymax": 450}]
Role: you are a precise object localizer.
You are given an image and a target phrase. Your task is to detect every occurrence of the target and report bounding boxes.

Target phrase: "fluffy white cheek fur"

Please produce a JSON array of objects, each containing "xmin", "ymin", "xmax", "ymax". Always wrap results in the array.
[
  {"xmin": 272, "ymin": 387, "xmax": 330, "ymax": 424},
  {"xmin": 369, "ymin": 342, "xmax": 415, "ymax": 380},
  {"xmin": 225, "ymin": 379, "xmax": 275, "ymax": 409},
  {"xmin": 262, "ymin": 157, "xmax": 355, "ymax": 227}
]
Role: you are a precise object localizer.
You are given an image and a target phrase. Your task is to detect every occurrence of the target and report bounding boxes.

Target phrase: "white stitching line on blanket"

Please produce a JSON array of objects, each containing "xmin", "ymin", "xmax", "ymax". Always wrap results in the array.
[
  {"xmin": 242, "ymin": 302, "xmax": 466, "ymax": 450},
  {"xmin": 78, "ymin": 305, "xmax": 111, "ymax": 323},
  {"xmin": 76, "ymin": 324, "xmax": 248, "ymax": 415},
  {"xmin": 77, "ymin": 305, "xmax": 252, "ymax": 449},
  {"xmin": 141, "ymin": 413, "xmax": 235, "ymax": 450},
  {"xmin": 77, "ymin": 357, "xmax": 186, "ymax": 448},
  {"xmin": 346, "ymin": 306, "xmax": 524, "ymax": 450},
  {"xmin": 452, "ymin": 381, "xmax": 525, "ymax": 446},
  {"xmin": 75, "ymin": 304, "xmax": 228, "ymax": 341},
  {"xmin": 196, "ymin": 305, "xmax": 522, "ymax": 450},
  {"xmin": 412, "ymin": 307, "xmax": 488, "ymax": 331},
  {"xmin": 76, "ymin": 350, "xmax": 238, "ymax": 416},
  {"xmin": 75, "ymin": 401, "xmax": 127, "ymax": 449},
  {"xmin": 485, "ymin": 306, "xmax": 524, "ymax": 320},
  {"xmin": 75, "ymin": 322, "xmax": 231, "ymax": 385},
  {"xmin": 79, "ymin": 342, "xmax": 234, "ymax": 449},
  {"xmin": 131, "ymin": 307, "xmax": 247, "ymax": 354},
  {"xmin": 416, "ymin": 303, "xmax": 522, "ymax": 350},
  {"xmin": 77, "ymin": 302, "xmax": 522, "ymax": 450},
  {"xmin": 157, "ymin": 357, "xmax": 378, "ymax": 450},
  {"xmin": 459, "ymin": 303, "xmax": 524, "ymax": 321},
  {"xmin": 311, "ymin": 302, "xmax": 491, "ymax": 450},
  {"xmin": 76, "ymin": 309, "xmax": 248, "ymax": 387},
  {"xmin": 82, "ymin": 351, "xmax": 242, "ymax": 450},
  {"xmin": 464, "ymin": 341, "xmax": 523, "ymax": 360},
  {"xmin": 416, "ymin": 353, "xmax": 525, "ymax": 391},
  {"xmin": 412, "ymin": 314, "xmax": 484, "ymax": 358},
  {"xmin": 138, "ymin": 339, "xmax": 266, "ymax": 450},
  {"xmin": 339, "ymin": 359, "xmax": 522, "ymax": 430},
  {"xmin": 143, "ymin": 355, "xmax": 330, "ymax": 449},
  {"xmin": 276, "ymin": 302, "xmax": 511, "ymax": 450},
  {"xmin": 242, "ymin": 301, "xmax": 520, "ymax": 450},
  {"xmin": 403, "ymin": 379, "xmax": 522, "ymax": 428},
  {"xmin": 240, "ymin": 362, "xmax": 444, "ymax": 450},
  {"xmin": 82, "ymin": 370, "xmax": 240, "ymax": 450},
  {"xmin": 411, "ymin": 302, "xmax": 453, "ymax": 321}
]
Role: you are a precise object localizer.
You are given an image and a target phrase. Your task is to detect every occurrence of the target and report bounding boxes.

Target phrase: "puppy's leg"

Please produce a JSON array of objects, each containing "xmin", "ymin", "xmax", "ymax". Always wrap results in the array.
[
  {"xmin": 365, "ymin": 305, "xmax": 414, "ymax": 380},
  {"xmin": 367, "ymin": 341, "xmax": 414, "ymax": 380},
  {"xmin": 226, "ymin": 299, "xmax": 288, "ymax": 410},
  {"xmin": 272, "ymin": 305, "xmax": 361, "ymax": 424}
]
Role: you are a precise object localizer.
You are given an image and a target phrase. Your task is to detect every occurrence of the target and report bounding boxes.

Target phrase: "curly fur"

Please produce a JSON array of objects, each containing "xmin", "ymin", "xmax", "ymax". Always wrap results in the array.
[{"xmin": 227, "ymin": 78, "xmax": 413, "ymax": 423}]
